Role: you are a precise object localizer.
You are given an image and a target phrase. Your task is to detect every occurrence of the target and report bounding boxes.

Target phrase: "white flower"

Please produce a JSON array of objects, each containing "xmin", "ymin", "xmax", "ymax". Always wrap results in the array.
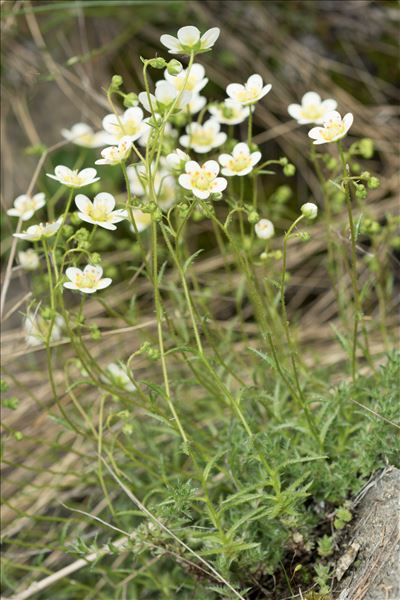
[
  {"xmin": 47, "ymin": 166, "xmax": 100, "ymax": 188},
  {"xmin": 7, "ymin": 193, "xmax": 46, "ymax": 221},
  {"xmin": 13, "ymin": 218, "xmax": 62, "ymax": 241},
  {"xmin": 255, "ymin": 219, "xmax": 275, "ymax": 240},
  {"xmin": 160, "ymin": 26, "xmax": 220, "ymax": 55},
  {"xmin": 64, "ymin": 264, "xmax": 112, "ymax": 294},
  {"xmin": 102, "ymin": 107, "xmax": 149, "ymax": 144},
  {"xmin": 178, "ymin": 160, "xmax": 227, "ymax": 199},
  {"xmin": 75, "ymin": 193, "xmax": 127, "ymax": 230},
  {"xmin": 226, "ymin": 74, "xmax": 272, "ymax": 106},
  {"xmin": 187, "ymin": 94, "xmax": 207, "ymax": 115},
  {"xmin": 61, "ymin": 123, "xmax": 112, "ymax": 148},
  {"xmin": 301, "ymin": 202, "xmax": 318, "ymax": 219},
  {"xmin": 209, "ymin": 99, "xmax": 249, "ymax": 125},
  {"xmin": 95, "ymin": 137, "xmax": 132, "ymax": 165},
  {"xmin": 129, "ymin": 209, "xmax": 152, "ymax": 233},
  {"xmin": 139, "ymin": 81, "xmax": 191, "ymax": 114},
  {"xmin": 104, "ymin": 363, "xmax": 136, "ymax": 392},
  {"xmin": 24, "ymin": 311, "xmax": 64, "ymax": 347},
  {"xmin": 308, "ymin": 111, "xmax": 354, "ymax": 145},
  {"xmin": 180, "ymin": 118, "xmax": 227, "ymax": 154},
  {"xmin": 164, "ymin": 63, "xmax": 208, "ymax": 94},
  {"xmin": 218, "ymin": 142, "xmax": 261, "ymax": 176},
  {"xmin": 18, "ymin": 249, "xmax": 40, "ymax": 271},
  {"xmin": 127, "ymin": 162, "xmax": 177, "ymax": 210},
  {"xmin": 288, "ymin": 92, "xmax": 338, "ymax": 125},
  {"xmin": 166, "ymin": 148, "xmax": 190, "ymax": 171}
]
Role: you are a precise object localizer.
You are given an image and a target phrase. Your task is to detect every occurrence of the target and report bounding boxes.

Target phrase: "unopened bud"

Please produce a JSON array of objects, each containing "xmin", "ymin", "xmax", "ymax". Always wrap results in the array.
[
  {"xmin": 367, "ymin": 176, "xmax": 380, "ymax": 189},
  {"xmin": 283, "ymin": 164, "xmax": 296, "ymax": 177},
  {"xmin": 255, "ymin": 219, "xmax": 275, "ymax": 240},
  {"xmin": 148, "ymin": 57, "xmax": 167, "ymax": 69},
  {"xmin": 248, "ymin": 211, "xmax": 259, "ymax": 224},
  {"xmin": 167, "ymin": 59, "xmax": 183, "ymax": 75},
  {"xmin": 111, "ymin": 74, "xmax": 123, "ymax": 88},
  {"xmin": 301, "ymin": 202, "xmax": 318, "ymax": 219}
]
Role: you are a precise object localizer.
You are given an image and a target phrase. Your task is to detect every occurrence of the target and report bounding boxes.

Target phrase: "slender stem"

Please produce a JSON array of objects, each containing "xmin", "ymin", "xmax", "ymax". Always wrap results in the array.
[{"xmin": 338, "ymin": 141, "xmax": 372, "ymax": 379}]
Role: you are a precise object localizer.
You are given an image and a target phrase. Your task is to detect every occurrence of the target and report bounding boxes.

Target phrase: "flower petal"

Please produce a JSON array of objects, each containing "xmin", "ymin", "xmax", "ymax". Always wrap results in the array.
[
  {"xmin": 75, "ymin": 194, "xmax": 91, "ymax": 213},
  {"xmin": 302, "ymin": 91, "xmax": 321, "ymax": 106},
  {"xmin": 177, "ymin": 26, "xmax": 200, "ymax": 46},
  {"xmin": 247, "ymin": 74, "xmax": 263, "ymax": 89},
  {"xmin": 203, "ymin": 160, "xmax": 219, "ymax": 176},
  {"xmin": 160, "ymin": 34, "xmax": 181, "ymax": 52},
  {"xmin": 308, "ymin": 126, "xmax": 323, "ymax": 140},
  {"xmin": 178, "ymin": 174, "xmax": 192, "ymax": 190},
  {"xmin": 211, "ymin": 177, "xmax": 227, "ymax": 193},
  {"xmin": 97, "ymin": 278, "xmax": 112, "ymax": 290},
  {"xmin": 93, "ymin": 192, "xmax": 115, "ymax": 212},
  {"xmin": 200, "ymin": 27, "xmax": 220, "ymax": 48}
]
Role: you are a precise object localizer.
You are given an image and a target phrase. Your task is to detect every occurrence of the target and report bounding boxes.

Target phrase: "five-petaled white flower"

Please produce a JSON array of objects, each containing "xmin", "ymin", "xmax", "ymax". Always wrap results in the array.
[
  {"xmin": 47, "ymin": 166, "xmax": 100, "ymax": 188},
  {"xmin": 61, "ymin": 123, "xmax": 112, "ymax": 148},
  {"xmin": 64, "ymin": 264, "xmax": 112, "ymax": 294},
  {"xmin": 255, "ymin": 219, "xmax": 275, "ymax": 240},
  {"xmin": 7, "ymin": 193, "xmax": 46, "ymax": 221},
  {"xmin": 166, "ymin": 148, "xmax": 190, "ymax": 171},
  {"xmin": 180, "ymin": 118, "xmax": 227, "ymax": 154},
  {"xmin": 164, "ymin": 63, "xmax": 208, "ymax": 94},
  {"xmin": 288, "ymin": 92, "xmax": 338, "ymax": 125},
  {"xmin": 227, "ymin": 74, "xmax": 272, "ymax": 106},
  {"xmin": 178, "ymin": 160, "xmax": 227, "ymax": 199},
  {"xmin": 218, "ymin": 142, "xmax": 261, "ymax": 176},
  {"xmin": 102, "ymin": 107, "xmax": 149, "ymax": 144},
  {"xmin": 104, "ymin": 363, "xmax": 136, "ymax": 392},
  {"xmin": 160, "ymin": 26, "xmax": 220, "ymax": 55},
  {"xmin": 75, "ymin": 193, "xmax": 127, "ymax": 230},
  {"xmin": 18, "ymin": 249, "xmax": 40, "ymax": 271},
  {"xmin": 13, "ymin": 218, "xmax": 62, "ymax": 241},
  {"xmin": 129, "ymin": 208, "xmax": 152, "ymax": 233},
  {"xmin": 139, "ymin": 81, "xmax": 191, "ymax": 114},
  {"xmin": 127, "ymin": 162, "xmax": 177, "ymax": 210},
  {"xmin": 24, "ymin": 311, "xmax": 64, "ymax": 347},
  {"xmin": 95, "ymin": 137, "xmax": 132, "ymax": 165},
  {"xmin": 209, "ymin": 99, "xmax": 249, "ymax": 125},
  {"xmin": 308, "ymin": 111, "xmax": 353, "ymax": 145}
]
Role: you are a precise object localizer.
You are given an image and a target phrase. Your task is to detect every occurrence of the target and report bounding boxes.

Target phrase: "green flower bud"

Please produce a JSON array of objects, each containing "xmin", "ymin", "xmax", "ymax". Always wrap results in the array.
[
  {"xmin": 78, "ymin": 241, "xmax": 90, "ymax": 250},
  {"xmin": 0, "ymin": 380, "xmax": 9, "ymax": 392},
  {"xmin": 355, "ymin": 184, "xmax": 367, "ymax": 199},
  {"xmin": 70, "ymin": 213, "xmax": 81, "ymax": 226},
  {"xmin": 325, "ymin": 157, "xmax": 337, "ymax": 170},
  {"xmin": 153, "ymin": 208, "xmax": 163, "ymax": 222},
  {"xmin": 111, "ymin": 74, "xmax": 123, "ymax": 88},
  {"xmin": 89, "ymin": 252, "xmax": 101, "ymax": 264},
  {"xmin": 211, "ymin": 192, "xmax": 223, "ymax": 201},
  {"xmin": 248, "ymin": 211, "xmax": 260, "ymax": 224},
  {"xmin": 148, "ymin": 57, "xmax": 167, "ymax": 69},
  {"xmin": 167, "ymin": 59, "xmax": 183, "ymax": 75},
  {"xmin": 62, "ymin": 224, "xmax": 74, "ymax": 238},
  {"xmin": 283, "ymin": 163, "xmax": 296, "ymax": 176},
  {"xmin": 279, "ymin": 157, "xmax": 288, "ymax": 166},
  {"xmin": 14, "ymin": 431, "xmax": 23, "ymax": 441},
  {"xmin": 89, "ymin": 325, "xmax": 102, "ymax": 340},
  {"xmin": 260, "ymin": 252, "xmax": 268, "ymax": 260},
  {"xmin": 273, "ymin": 250, "xmax": 283, "ymax": 260},
  {"xmin": 123, "ymin": 92, "xmax": 138, "ymax": 108},
  {"xmin": 367, "ymin": 176, "xmax": 380, "ymax": 189},
  {"xmin": 351, "ymin": 162, "xmax": 361, "ymax": 174},
  {"xmin": 299, "ymin": 231, "xmax": 311, "ymax": 242},
  {"xmin": 359, "ymin": 138, "xmax": 374, "ymax": 159},
  {"xmin": 361, "ymin": 171, "xmax": 370, "ymax": 179},
  {"xmin": 301, "ymin": 202, "xmax": 318, "ymax": 219}
]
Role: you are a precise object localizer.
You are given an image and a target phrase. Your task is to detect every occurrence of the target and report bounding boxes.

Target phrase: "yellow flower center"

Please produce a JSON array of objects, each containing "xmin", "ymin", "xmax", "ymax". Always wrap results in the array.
[
  {"xmin": 76, "ymin": 132, "xmax": 94, "ymax": 145},
  {"xmin": 174, "ymin": 73, "xmax": 197, "ymax": 92},
  {"xmin": 190, "ymin": 169, "xmax": 214, "ymax": 191},
  {"xmin": 63, "ymin": 171, "xmax": 85, "ymax": 186},
  {"xmin": 228, "ymin": 152, "xmax": 251, "ymax": 172},
  {"xmin": 119, "ymin": 118, "xmax": 140, "ymax": 138},
  {"xmin": 87, "ymin": 204, "xmax": 110, "ymax": 222},
  {"xmin": 75, "ymin": 271, "xmax": 99, "ymax": 289},
  {"xmin": 321, "ymin": 119, "xmax": 345, "ymax": 141},
  {"xmin": 191, "ymin": 129, "xmax": 215, "ymax": 147},
  {"xmin": 236, "ymin": 86, "xmax": 259, "ymax": 103},
  {"xmin": 300, "ymin": 103, "xmax": 324, "ymax": 121}
]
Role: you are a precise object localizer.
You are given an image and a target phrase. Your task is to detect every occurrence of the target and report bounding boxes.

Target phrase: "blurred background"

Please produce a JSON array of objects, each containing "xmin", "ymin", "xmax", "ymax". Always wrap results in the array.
[{"xmin": 1, "ymin": 0, "xmax": 399, "ymax": 597}]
